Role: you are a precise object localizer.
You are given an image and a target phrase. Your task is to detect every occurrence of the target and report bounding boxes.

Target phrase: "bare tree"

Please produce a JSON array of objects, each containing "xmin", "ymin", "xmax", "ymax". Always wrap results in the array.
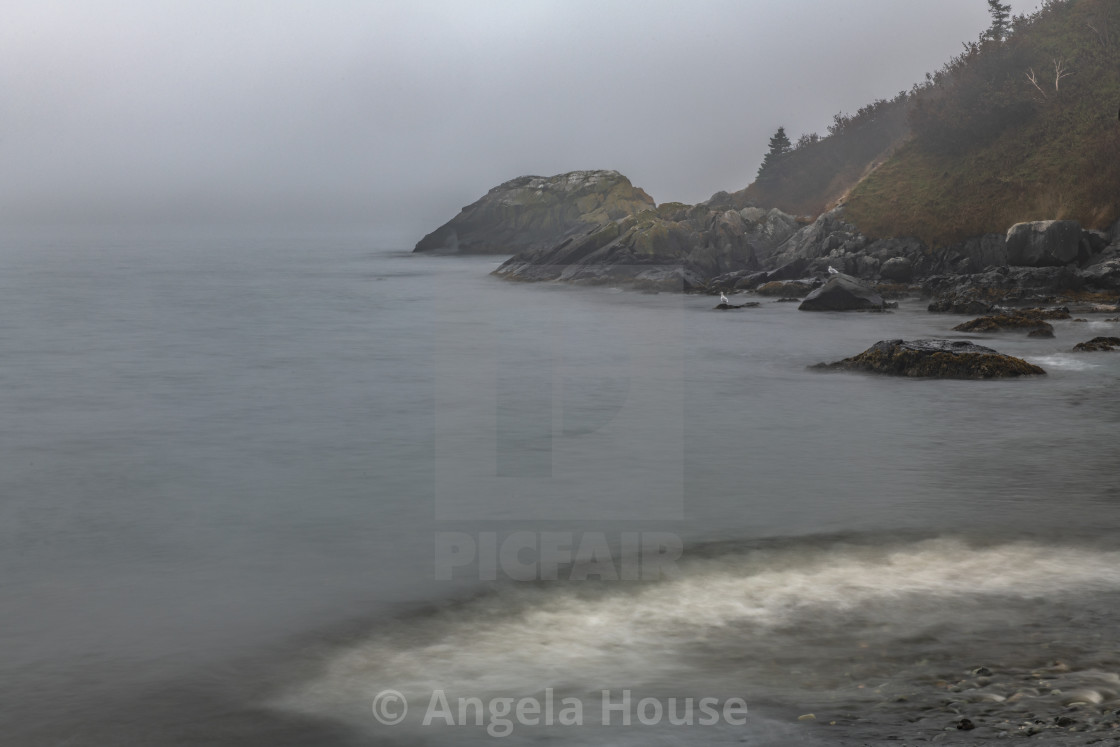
[
  {"xmin": 1025, "ymin": 57, "xmax": 1072, "ymax": 100},
  {"xmin": 1052, "ymin": 57, "xmax": 1071, "ymax": 91}
]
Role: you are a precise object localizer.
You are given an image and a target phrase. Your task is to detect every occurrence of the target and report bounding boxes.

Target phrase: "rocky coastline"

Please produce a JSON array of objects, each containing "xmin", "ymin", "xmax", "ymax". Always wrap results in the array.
[
  {"xmin": 415, "ymin": 170, "xmax": 1120, "ymax": 380},
  {"xmin": 409, "ymin": 171, "xmax": 1116, "ymax": 316}
]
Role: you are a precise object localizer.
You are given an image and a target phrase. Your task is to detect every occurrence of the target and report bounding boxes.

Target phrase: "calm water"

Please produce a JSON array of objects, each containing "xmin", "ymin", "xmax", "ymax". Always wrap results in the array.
[{"xmin": 3, "ymin": 232, "xmax": 1120, "ymax": 745}]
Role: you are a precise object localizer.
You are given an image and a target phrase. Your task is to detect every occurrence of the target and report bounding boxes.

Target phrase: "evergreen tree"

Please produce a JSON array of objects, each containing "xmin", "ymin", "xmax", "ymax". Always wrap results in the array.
[
  {"xmin": 985, "ymin": 0, "xmax": 1012, "ymax": 41},
  {"xmin": 756, "ymin": 126, "xmax": 792, "ymax": 180}
]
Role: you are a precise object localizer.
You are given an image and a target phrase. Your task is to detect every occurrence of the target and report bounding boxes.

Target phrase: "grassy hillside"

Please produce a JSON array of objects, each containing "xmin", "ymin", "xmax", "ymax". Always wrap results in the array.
[
  {"xmin": 844, "ymin": 0, "xmax": 1120, "ymax": 246},
  {"xmin": 737, "ymin": 95, "xmax": 911, "ymax": 217}
]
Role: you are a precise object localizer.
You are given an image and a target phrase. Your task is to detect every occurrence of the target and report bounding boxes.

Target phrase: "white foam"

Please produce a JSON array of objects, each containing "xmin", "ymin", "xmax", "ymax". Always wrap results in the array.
[
  {"xmin": 277, "ymin": 538, "xmax": 1120, "ymax": 722},
  {"xmin": 1027, "ymin": 354, "xmax": 1099, "ymax": 371}
]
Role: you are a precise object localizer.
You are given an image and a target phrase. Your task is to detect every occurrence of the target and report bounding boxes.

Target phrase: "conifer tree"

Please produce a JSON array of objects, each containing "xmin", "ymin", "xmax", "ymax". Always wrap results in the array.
[
  {"xmin": 756, "ymin": 126, "xmax": 792, "ymax": 180},
  {"xmin": 985, "ymin": 0, "xmax": 1012, "ymax": 41}
]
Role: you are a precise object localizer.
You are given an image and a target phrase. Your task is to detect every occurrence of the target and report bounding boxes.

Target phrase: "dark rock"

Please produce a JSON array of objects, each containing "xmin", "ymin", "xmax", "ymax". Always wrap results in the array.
[
  {"xmin": 880, "ymin": 256, "xmax": 914, "ymax": 282},
  {"xmin": 775, "ymin": 297, "xmax": 801, "ymax": 303},
  {"xmin": 1006, "ymin": 220, "xmax": 1082, "ymax": 267},
  {"xmin": 707, "ymin": 270, "xmax": 752, "ymax": 292},
  {"xmin": 415, "ymin": 170, "xmax": 655, "ymax": 255},
  {"xmin": 957, "ymin": 718, "xmax": 976, "ymax": 731},
  {"xmin": 1083, "ymin": 259, "xmax": 1120, "ymax": 291},
  {"xmin": 765, "ymin": 258, "xmax": 810, "ymax": 282},
  {"xmin": 799, "ymin": 274, "xmax": 885, "ymax": 311},
  {"xmin": 1072, "ymin": 337, "xmax": 1120, "ymax": 352},
  {"xmin": 925, "ymin": 266, "xmax": 1091, "ymax": 311},
  {"xmin": 1028, "ymin": 327, "xmax": 1055, "ymax": 338},
  {"xmin": 734, "ymin": 271, "xmax": 771, "ymax": 290},
  {"xmin": 714, "ymin": 302, "xmax": 759, "ymax": 310},
  {"xmin": 928, "ymin": 295, "xmax": 996, "ymax": 314},
  {"xmin": 954, "ymin": 234, "xmax": 1008, "ymax": 272},
  {"xmin": 811, "ymin": 339, "xmax": 1046, "ymax": 379},
  {"xmin": 1085, "ymin": 230, "xmax": 1110, "ymax": 256}
]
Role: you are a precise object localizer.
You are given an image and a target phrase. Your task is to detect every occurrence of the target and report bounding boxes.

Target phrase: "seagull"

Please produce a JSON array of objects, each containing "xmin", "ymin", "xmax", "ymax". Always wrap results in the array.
[
  {"xmin": 720, "ymin": 292, "xmax": 729, "ymax": 304},
  {"xmin": 828, "ymin": 265, "xmax": 839, "ymax": 275}
]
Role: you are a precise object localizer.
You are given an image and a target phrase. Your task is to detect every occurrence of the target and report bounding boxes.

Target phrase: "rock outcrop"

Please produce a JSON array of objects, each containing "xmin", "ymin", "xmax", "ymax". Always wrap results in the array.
[
  {"xmin": 811, "ymin": 339, "xmax": 1046, "ymax": 379},
  {"xmin": 798, "ymin": 274, "xmax": 885, "ymax": 311},
  {"xmin": 414, "ymin": 170, "xmax": 654, "ymax": 255}
]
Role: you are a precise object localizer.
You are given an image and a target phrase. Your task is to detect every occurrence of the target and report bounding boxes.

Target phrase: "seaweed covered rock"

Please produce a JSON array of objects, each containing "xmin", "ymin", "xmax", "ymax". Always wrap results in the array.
[
  {"xmin": 798, "ymin": 274, "xmax": 885, "ymax": 311},
  {"xmin": 414, "ymin": 170, "xmax": 655, "ymax": 255},
  {"xmin": 757, "ymin": 280, "xmax": 812, "ymax": 297},
  {"xmin": 811, "ymin": 339, "xmax": 1046, "ymax": 379},
  {"xmin": 951, "ymin": 308, "xmax": 1070, "ymax": 334},
  {"xmin": 1072, "ymin": 336, "xmax": 1120, "ymax": 352}
]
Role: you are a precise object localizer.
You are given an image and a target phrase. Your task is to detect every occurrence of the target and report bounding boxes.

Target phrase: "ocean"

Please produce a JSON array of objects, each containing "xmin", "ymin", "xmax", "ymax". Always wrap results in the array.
[{"xmin": 3, "ymin": 232, "xmax": 1120, "ymax": 745}]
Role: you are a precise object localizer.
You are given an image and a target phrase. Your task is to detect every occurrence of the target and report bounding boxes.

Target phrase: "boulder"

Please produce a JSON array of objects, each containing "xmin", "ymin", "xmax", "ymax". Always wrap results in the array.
[
  {"xmin": 414, "ymin": 170, "xmax": 655, "ymax": 254},
  {"xmin": 1005, "ymin": 220, "xmax": 1082, "ymax": 267},
  {"xmin": 811, "ymin": 339, "xmax": 1046, "ymax": 379},
  {"xmin": 799, "ymin": 274, "xmax": 885, "ymax": 311},
  {"xmin": 880, "ymin": 256, "xmax": 914, "ymax": 282}
]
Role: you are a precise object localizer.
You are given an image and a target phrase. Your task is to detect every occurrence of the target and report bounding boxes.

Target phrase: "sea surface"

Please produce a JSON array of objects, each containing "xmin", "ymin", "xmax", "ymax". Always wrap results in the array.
[{"xmin": 3, "ymin": 232, "xmax": 1120, "ymax": 745}]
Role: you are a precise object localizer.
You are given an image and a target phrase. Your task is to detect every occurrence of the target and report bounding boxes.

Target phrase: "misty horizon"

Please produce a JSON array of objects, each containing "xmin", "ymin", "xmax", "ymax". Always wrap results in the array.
[{"xmin": 2, "ymin": 1, "xmax": 1041, "ymax": 241}]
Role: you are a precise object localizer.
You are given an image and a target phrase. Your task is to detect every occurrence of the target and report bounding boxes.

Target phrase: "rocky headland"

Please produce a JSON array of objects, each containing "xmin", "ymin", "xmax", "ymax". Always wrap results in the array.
[{"xmin": 413, "ymin": 170, "xmax": 654, "ymax": 255}]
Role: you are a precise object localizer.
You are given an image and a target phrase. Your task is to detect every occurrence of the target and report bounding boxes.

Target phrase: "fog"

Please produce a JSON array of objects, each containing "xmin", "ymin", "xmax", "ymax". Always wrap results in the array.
[{"xmin": 1, "ymin": 1, "xmax": 1040, "ymax": 242}]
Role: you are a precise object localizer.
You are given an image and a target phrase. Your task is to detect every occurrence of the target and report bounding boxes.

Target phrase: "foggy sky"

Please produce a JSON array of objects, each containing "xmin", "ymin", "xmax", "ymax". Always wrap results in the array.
[{"xmin": 1, "ymin": 1, "xmax": 1041, "ymax": 241}]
